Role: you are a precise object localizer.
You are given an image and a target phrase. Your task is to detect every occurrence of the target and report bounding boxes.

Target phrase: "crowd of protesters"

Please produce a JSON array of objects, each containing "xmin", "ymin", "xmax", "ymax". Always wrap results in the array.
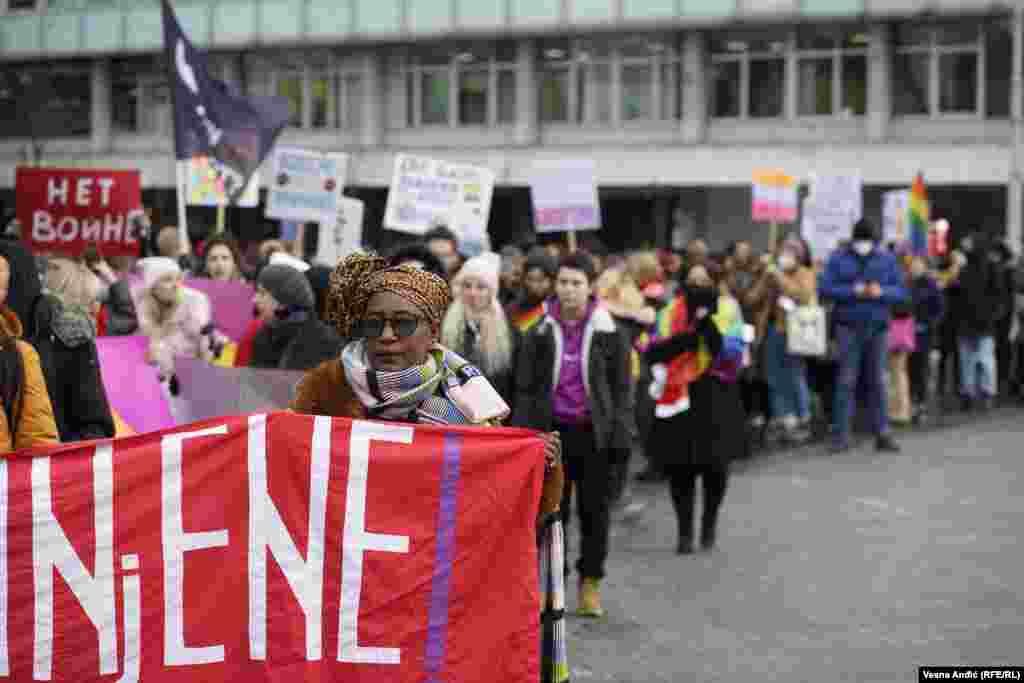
[{"xmin": 0, "ymin": 210, "xmax": 1023, "ymax": 629}]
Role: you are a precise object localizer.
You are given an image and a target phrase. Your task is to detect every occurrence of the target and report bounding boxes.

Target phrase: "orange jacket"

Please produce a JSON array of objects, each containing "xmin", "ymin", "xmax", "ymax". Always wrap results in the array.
[{"xmin": 0, "ymin": 307, "xmax": 59, "ymax": 454}]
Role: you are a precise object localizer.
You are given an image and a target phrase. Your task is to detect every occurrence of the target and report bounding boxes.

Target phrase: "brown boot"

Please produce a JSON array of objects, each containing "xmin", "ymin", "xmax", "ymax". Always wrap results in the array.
[{"xmin": 577, "ymin": 577, "xmax": 606, "ymax": 618}]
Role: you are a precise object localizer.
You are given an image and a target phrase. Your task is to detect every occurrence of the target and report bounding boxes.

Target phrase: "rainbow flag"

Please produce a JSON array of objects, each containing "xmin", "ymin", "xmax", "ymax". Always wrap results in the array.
[{"xmin": 909, "ymin": 173, "xmax": 930, "ymax": 256}]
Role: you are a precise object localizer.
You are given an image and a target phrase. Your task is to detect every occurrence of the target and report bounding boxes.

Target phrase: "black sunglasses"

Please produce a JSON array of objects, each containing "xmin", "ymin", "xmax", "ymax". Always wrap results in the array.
[{"xmin": 354, "ymin": 316, "xmax": 423, "ymax": 339}]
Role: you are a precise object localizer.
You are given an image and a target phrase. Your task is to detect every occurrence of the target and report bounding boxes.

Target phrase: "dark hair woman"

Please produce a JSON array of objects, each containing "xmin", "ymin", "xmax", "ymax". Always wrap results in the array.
[{"xmin": 202, "ymin": 237, "xmax": 245, "ymax": 282}]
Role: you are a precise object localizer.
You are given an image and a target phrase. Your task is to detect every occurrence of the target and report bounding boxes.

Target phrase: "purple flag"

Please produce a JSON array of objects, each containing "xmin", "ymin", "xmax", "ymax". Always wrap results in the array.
[
  {"xmin": 173, "ymin": 356, "xmax": 304, "ymax": 424},
  {"xmin": 95, "ymin": 336, "xmax": 175, "ymax": 434},
  {"xmin": 181, "ymin": 278, "xmax": 255, "ymax": 342}
]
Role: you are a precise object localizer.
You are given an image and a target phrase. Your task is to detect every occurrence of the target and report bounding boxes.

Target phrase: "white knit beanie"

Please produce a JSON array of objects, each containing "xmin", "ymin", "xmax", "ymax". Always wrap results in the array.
[
  {"xmin": 139, "ymin": 257, "xmax": 182, "ymax": 291},
  {"xmin": 453, "ymin": 252, "xmax": 501, "ymax": 295}
]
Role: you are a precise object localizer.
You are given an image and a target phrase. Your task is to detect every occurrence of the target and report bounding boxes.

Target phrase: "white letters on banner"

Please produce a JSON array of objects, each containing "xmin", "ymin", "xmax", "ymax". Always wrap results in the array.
[
  {"xmin": 248, "ymin": 414, "xmax": 331, "ymax": 662},
  {"xmin": 32, "ymin": 444, "xmax": 118, "ymax": 680},
  {"xmin": 315, "ymin": 198, "xmax": 364, "ymax": 267},
  {"xmin": 266, "ymin": 149, "xmax": 349, "ymax": 223},
  {"xmin": 162, "ymin": 426, "xmax": 230, "ymax": 667},
  {"xmin": 338, "ymin": 421, "xmax": 412, "ymax": 665},
  {"xmin": 383, "ymin": 154, "xmax": 494, "ymax": 256}
]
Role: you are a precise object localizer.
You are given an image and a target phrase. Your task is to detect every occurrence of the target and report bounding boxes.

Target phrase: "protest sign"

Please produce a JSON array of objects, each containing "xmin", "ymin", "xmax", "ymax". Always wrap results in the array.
[
  {"xmin": 266, "ymin": 148, "xmax": 348, "ymax": 223},
  {"xmin": 751, "ymin": 169, "xmax": 798, "ymax": 224},
  {"xmin": 315, "ymin": 197, "xmax": 364, "ymax": 267},
  {"xmin": 801, "ymin": 200, "xmax": 854, "ymax": 259},
  {"xmin": 174, "ymin": 357, "xmax": 303, "ymax": 424},
  {"xmin": 0, "ymin": 412, "xmax": 544, "ymax": 682},
  {"xmin": 528, "ymin": 160, "xmax": 601, "ymax": 234},
  {"xmin": 383, "ymin": 154, "xmax": 494, "ymax": 255},
  {"xmin": 16, "ymin": 167, "xmax": 144, "ymax": 257},
  {"xmin": 186, "ymin": 155, "xmax": 260, "ymax": 207},
  {"xmin": 806, "ymin": 174, "xmax": 863, "ymax": 223},
  {"xmin": 95, "ymin": 335, "xmax": 175, "ymax": 434},
  {"xmin": 882, "ymin": 190, "xmax": 911, "ymax": 244}
]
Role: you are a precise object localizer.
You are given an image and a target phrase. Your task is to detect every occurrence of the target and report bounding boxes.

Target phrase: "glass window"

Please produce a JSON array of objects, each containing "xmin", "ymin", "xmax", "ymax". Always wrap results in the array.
[
  {"xmin": 749, "ymin": 58, "xmax": 784, "ymax": 118},
  {"xmin": 622, "ymin": 64, "xmax": 652, "ymax": 121},
  {"xmin": 277, "ymin": 73, "xmax": 303, "ymax": 127},
  {"xmin": 938, "ymin": 53, "xmax": 977, "ymax": 113},
  {"xmin": 458, "ymin": 69, "xmax": 488, "ymax": 125},
  {"xmin": 711, "ymin": 61, "xmax": 741, "ymax": 118},
  {"xmin": 497, "ymin": 70, "xmax": 516, "ymax": 124},
  {"xmin": 311, "ymin": 74, "xmax": 330, "ymax": 128},
  {"xmin": 540, "ymin": 68, "xmax": 569, "ymax": 122},
  {"xmin": 841, "ymin": 55, "xmax": 867, "ymax": 116},
  {"xmin": 586, "ymin": 62, "xmax": 611, "ymax": 123},
  {"xmin": 45, "ymin": 69, "xmax": 92, "ymax": 137},
  {"xmin": 420, "ymin": 71, "xmax": 449, "ymax": 125},
  {"xmin": 985, "ymin": 19, "xmax": 1012, "ymax": 119},
  {"xmin": 798, "ymin": 58, "xmax": 832, "ymax": 116},
  {"xmin": 111, "ymin": 79, "xmax": 139, "ymax": 132},
  {"xmin": 893, "ymin": 53, "xmax": 929, "ymax": 115}
]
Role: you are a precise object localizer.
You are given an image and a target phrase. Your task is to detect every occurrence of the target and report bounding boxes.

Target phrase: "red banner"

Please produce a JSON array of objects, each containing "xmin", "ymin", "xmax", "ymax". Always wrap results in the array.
[
  {"xmin": 0, "ymin": 413, "xmax": 544, "ymax": 681},
  {"xmin": 16, "ymin": 167, "xmax": 143, "ymax": 257}
]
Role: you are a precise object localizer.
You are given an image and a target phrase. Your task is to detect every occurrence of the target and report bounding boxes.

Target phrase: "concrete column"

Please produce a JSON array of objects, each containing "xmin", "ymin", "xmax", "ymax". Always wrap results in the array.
[
  {"xmin": 91, "ymin": 58, "xmax": 112, "ymax": 156},
  {"xmin": 681, "ymin": 31, "xmax": 706, "ymax": 144},
  {"xmin": 867, "ymin": 22, "xmax": 890, "ymax": 143},
  {"xmin": 514, "ymin": 38, "xmax": 538, "ymax": 146},
  {"xmin": 360, "ymin": 51, "xmax": 384, "ymax": 148},
  {"xmin": 1009, "ymin": 8, "xmax": 1023, "ymax": 254},
  {"xmin": 784, "ymin": 31, "xmax": 798, "ymax": 121}
]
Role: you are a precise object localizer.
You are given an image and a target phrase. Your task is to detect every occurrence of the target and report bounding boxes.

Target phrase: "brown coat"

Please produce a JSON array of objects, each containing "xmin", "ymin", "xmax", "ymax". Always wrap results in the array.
[
  {"xmin": 746, "ymin": 266, "xmax": 818, "ymax": 341},
  {"xmin": 0, "ymin": 307, "xmax": 59, "ymax": 454},
  {"xmin": 292, "ymin": 359, "xmax": 564, "ymax": 518}
]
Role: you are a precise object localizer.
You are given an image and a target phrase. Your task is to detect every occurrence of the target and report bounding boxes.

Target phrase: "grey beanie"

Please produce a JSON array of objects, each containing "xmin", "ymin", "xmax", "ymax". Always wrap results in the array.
[{"xmin": 259, "ymin": 264, "xmax": 315, "ymax": 311}]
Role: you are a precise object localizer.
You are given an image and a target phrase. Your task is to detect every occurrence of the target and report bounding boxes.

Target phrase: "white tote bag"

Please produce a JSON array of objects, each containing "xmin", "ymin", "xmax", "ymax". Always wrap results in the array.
[{"xmin": 786, "ymin": 303, "xmax": 828, "ymax": 357}]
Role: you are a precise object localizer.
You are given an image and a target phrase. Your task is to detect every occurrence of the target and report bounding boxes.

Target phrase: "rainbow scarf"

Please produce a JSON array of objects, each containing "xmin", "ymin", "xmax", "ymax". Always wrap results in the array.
[
  {"xmin": 510, "ymin": 301, "xmax": 546, "ymax": 333},
  {"xmin": 708, "ymin": 296, "xmax": 746, "ymax": 384},
  {"xmin": 909, "ymin": 173, "xmax": 930, "ymax": 257}
]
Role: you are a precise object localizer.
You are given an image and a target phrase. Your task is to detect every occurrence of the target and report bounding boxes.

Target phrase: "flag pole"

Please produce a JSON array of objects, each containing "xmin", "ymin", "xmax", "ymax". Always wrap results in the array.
[
  {"xmin": 566, "ymin": 230, "xmax": 577, "ymax": 254},
  {"xmin": 175, "ymin": 160, "xmax": 192, "ymax": 254},
  {"xmin": 215, "ymin": 202, "xmax": 226, "ymax": 236}
]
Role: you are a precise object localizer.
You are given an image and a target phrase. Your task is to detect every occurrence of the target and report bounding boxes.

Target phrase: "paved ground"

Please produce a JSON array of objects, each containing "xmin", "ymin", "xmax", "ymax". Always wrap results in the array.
[{"xmin": 562, "ymin": 410, "xmax": 1024, "ymax": 682}]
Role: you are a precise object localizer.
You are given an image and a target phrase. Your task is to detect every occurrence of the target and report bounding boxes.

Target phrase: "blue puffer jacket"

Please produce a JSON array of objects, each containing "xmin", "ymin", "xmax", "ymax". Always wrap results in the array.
[{"xmin": 819, "ymin": 245, "xmax": 909, "ymax": 330}]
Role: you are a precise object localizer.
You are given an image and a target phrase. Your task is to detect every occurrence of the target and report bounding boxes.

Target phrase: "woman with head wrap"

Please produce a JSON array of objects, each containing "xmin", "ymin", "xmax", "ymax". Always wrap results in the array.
[
  {"xmin": 441, "ymin": 253, "xmax": 520, "ymax": 405},
  {"xmin": 291, "ymin": 252, "xmax": 568, "ymax": 681}
]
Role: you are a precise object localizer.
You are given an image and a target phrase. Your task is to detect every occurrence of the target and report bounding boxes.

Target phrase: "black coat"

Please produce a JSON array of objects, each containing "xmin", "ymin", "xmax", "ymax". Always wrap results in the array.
[
  {"xmin": 449, "ymin": 320, "xmax": 520, "ymax": 407},
  {"xmin": 250, "ymin": 315, "xmax": 342, "ymax": 372},
  {"xmin": 644, "ymin": 315, "xmax": 745, "ymax": 468},
  {"xmin": 0, "ymin": 240, "xmax": 114, "ymax": 443},
  {"xmin": 103, "ymin": 280, "xmax": 139, "ymax": 336},
  {"xmin": 951, "ymin": 254, "xmax": 1006, "ymax": 337},
  {"xmin": 511, "ymin": 307, "xmax": 634, "ymax": 453}
]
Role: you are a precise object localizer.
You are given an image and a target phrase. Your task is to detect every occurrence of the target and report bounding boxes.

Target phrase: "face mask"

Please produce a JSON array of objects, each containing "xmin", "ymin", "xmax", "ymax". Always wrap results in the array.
[
  {"xmin": 853, "ymin": 241, "xmax": 874, "ymax": 257},
  {"xmin": 778, "ymin": 254, "xmax": 796, "ymax": 271}
]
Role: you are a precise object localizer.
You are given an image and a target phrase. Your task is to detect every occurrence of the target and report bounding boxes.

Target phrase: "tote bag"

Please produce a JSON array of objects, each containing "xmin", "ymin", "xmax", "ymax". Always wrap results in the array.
[{"xmin": 786, "ymin": 303, "xmax": 828, "ymax": 357}]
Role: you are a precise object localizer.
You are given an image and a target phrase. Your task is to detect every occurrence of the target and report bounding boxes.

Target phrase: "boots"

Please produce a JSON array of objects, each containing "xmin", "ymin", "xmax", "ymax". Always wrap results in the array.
[{"xmin": 577, "ymin": 577, "xmax": 605, "ymax": 618}]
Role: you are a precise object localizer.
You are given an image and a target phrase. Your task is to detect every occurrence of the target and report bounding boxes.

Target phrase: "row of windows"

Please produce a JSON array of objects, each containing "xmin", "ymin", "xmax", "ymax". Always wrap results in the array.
[{"xmin": 0, "ymin": 19, "xmax": 1018, "ymax": 139}]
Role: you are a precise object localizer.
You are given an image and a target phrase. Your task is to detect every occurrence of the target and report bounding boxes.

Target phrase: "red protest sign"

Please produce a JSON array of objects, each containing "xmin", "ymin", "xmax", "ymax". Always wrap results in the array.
[
  {"xmin": 0, "ymin": 412, "xmax": 544, "ymax": 682},
  {"xmin": 16, "ymin": 167, "xmax": 143, "ymax": 256}
]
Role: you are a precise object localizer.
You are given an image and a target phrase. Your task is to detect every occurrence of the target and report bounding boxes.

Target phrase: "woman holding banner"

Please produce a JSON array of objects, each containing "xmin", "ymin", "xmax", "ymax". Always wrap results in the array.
[{"xmin": 291, "ymin": 252, "xmax": 568, "ymax": 683}]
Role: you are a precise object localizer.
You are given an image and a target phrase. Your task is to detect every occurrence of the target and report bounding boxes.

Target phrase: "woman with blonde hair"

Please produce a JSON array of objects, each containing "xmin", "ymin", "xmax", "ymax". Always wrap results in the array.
[
  {"xmin": 441, "ymin": 252, "xmax": 519, "ymax": 405},
  {"xmin": 44, "ymin": 256, "xmax": 102, "ymax": 320}
]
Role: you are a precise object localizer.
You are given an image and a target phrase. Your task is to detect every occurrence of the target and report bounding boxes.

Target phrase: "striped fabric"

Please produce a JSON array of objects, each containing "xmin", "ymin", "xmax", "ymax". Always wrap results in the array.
[{"xmin": 540, "ymin": 515, "xmax": 569, "ymax": 683}]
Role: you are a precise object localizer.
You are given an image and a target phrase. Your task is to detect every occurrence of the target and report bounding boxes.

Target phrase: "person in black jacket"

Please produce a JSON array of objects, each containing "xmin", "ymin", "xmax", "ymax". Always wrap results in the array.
[
  {"xmin": 512, "ymin": 252, "xmax": 633, "ymax": 619},
  {"xmin": 0, "ymin": 241, "xmax": 115, "ymax": 443},
  {"xmin": 951, "ymin": 233, "xmax": 1004, "ymax": 411},
  {"xmin": 249, "ymin": 264, "xmax": 341, "ymax": 371}
]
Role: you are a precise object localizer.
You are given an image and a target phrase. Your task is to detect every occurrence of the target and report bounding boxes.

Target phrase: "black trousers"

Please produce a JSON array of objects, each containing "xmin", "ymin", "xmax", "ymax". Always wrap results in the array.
[
  {"xmin": 908, "ymin": 333, "xmax": 932, "ymax": 406},
  {"xmin": 665, "ymin": 464, "xmax": 729, "ymax": 544},
  {"xmin": 557, "ymin": 423, "xmax": 611, "ymax": 581}
]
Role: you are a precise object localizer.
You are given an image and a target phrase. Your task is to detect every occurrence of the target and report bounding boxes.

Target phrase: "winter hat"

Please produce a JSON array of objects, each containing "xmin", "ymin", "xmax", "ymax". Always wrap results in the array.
[
  {"xmin": 139, "ymin": 257, "xmax": 182, "ymax": 292},
  {"xmin": 851, "ymin": 218, "xmax": 878, "ymax": 242},
  {"xmin": 258, "ymin": 263, "xmax": 315, "ymax": 311},
  {"xmin": 524, "ymin": 247, "xmax": 558, "ymax": 280},
  {"xmin": 269, "ymin": 251, "xmax": 311, "ymax": 273},
  {"xmin": 453, "ymin": 252, "xmax": 501, "ymax": 295}
]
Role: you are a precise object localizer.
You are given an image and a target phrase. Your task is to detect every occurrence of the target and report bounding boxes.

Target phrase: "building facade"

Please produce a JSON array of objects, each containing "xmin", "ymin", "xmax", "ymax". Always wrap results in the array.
[{"xmin": 0, "ymin": 0, "xmax": 1021, "ymax": 252}]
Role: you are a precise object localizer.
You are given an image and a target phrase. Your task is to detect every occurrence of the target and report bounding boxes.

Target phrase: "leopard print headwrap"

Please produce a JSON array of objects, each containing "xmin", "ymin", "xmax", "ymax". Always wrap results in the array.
[{"xmin": 326, "ymin": 252, "xmax": 453, "ymax": 338}]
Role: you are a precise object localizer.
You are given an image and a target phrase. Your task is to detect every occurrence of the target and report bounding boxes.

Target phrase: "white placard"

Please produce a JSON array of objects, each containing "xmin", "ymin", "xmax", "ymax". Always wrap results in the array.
[
  {"xmin": 266, "ymin": 148, "xmax": 348, "ymax": 223},
  {"xmin": 882, "ymin": 190, "xmax": 911, "ymax": 244},
  {"xmin": 383, "ymin": 154, "xmax": 494, "ymax": 256},
  {"xmin": 806, "ymin": 174, "xmax": 862, "ymax": 223},
  {"xmin": 528, "ymin": 160, "xmax": 601, "ymax": 233},
  {"xmin": 315, "ymin": 197, "xmax": 364, "ymax": 267},
  {"xmin": 801, "ymin": 200, "xmax": 854, "ymax": 259}
]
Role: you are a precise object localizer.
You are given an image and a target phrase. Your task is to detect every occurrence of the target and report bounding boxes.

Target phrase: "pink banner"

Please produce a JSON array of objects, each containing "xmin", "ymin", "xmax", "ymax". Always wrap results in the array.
[
  {"xmin": 95, "ymin": 335, "xmax": 174, "ymax": 434},
  {"xmin": 128, "ymin": 276, "xmax": 256, "ymax": 342}
]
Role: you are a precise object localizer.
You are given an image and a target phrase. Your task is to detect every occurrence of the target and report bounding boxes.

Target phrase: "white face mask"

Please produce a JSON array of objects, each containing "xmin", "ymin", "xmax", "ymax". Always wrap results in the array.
[
  {"xmin": 777, "ymin": 253, "xmax": 796, "ymax": 271},
  {"xmin": 853, "ymin": 240, "xmax": 874, "ymax": 257}
]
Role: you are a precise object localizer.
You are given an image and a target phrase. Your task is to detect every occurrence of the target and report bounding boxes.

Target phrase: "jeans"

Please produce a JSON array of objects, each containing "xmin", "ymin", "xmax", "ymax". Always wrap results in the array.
[
  {"xmin": 762, "ymin": 325, "xmax": 811, "ymax": 421},
  {"xmin": 888, "ymin": 351, "xmax": 911, "ymax": 423},
  {"xmin": 557, "ymin": 423, "xmax": 611, "ymax": 581},
  {"xmin": 833, "ymin": 323, "xmax": 889, "ymax": 445},
  {"xmin": 958, "ymin": 335, "xmax": 997, "ymax": 400}
]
